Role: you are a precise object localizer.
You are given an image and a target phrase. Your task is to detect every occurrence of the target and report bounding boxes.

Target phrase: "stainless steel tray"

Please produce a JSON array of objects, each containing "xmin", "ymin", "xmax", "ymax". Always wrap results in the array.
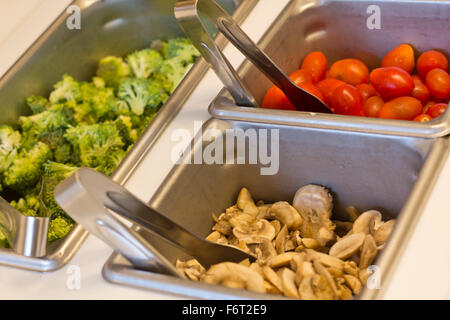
[
  {"xmin": 0, "ymin": 0, "xmax": 257, "ymax": 271},
  {"xmin": 103, "ymin": 118, "xmax": 449, "ymax": 299},
  {"xmin": 209, "ymin": 0, "xmax": 450, "ymax": 138}
]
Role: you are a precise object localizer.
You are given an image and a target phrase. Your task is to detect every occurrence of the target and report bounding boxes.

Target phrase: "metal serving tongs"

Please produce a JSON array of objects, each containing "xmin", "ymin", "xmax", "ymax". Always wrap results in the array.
[
  {"xmin": 54, "ymin": 168, "xmax": 254, "ymax": 277},
  {"xmin": 175, "ymin": 0, "xmax": 331, "ymax": 113}
]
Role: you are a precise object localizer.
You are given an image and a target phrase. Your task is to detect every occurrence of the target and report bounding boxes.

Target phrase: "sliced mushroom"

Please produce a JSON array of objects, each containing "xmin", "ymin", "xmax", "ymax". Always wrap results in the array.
[
  {"xmin": 278, "ymin": 268, "xmax": 299, "ymax": 299},
  {"xmin": 352, "ymin": 210, "xmax": 382, "ymax": 235},
  {"xmin": 334, "ymin": 220, "xmax": 354, "ymax": 237},
  {"xmin": 373, "ymin": 219, "xmax": 395, "ymax": 245},
  {"xmin": 203, "ymin": 262, "xmax": 265, "ymax": 293},
  {"xmin": 359, "ymin": 268, "xmax": 370, "ymax": 285},
  {"xmin": 336, "ymin": 282, "xmax": 353, "ymax": 300},
  {"xmin": 269, "ymin": 201, "xmax": 302, "ymax": 230},
  {"xmin": 270, "ymin": 219, "xmax": 281, "ymax": 236},
  {"xmin": 304, "ymin": 249, "xmax": 344, "ymax": 271},
  {"xmin": 343, "ymin": 274, "xmax": 362, "ymax": 295},
  {"xmin": 274, "ymin": 224, "xmax": 288, "ymax": 254},
  {"xmin": 228, "ymin": 213, "xmax": 254, "ymax": 228},
  {"xmin": 302, "ymin": 238, "xmax": 320, "ymax": 249},
  {"xmin": 313, "ymin": 259, "xmax": 338, "ymax": 297},
  {"xmin": 233, "ymin": 219, "xmax": 276, "ymax": 244},
  {"xmin": 343, "ymin": 261, "xmax": 360, "ymax": 277},
  {"xmin": 329, "ymin": 232, "xmax": 365, "ymax": 260},
  {"xmin": 264, "ymin": 281, "xmax": 282, "ymax": 295},
  {"xmin": 236, "ymin": 187, "xmax": 259, "ymax": 216},
  {"xmin": 270, "ymin": 252, "xmax": 298, "ymax": 268},
  {"xmin": 298, "ymin": 276, "xmax": 316, "ymax": 300},
  {"xmin": 299, "ymin": 274, "xmax": 334, "ymax": 300},
  {"xmin": 262, "ymin": 266, "xmax": 283, "ymax": 293},
  {"xmin": 292, "ymin": 184, "xmax": 335, "ymax": 245},
  {"xmin": 249, "ymin": 262, "xmax": 264, "ymax": 277},
  {"xmin": 205, "ymin": 231, "xmax": 221, "ymax": 242},
  {"xmin": 359, "ymin": 234, "xmax": 378, "ymax": 269},
  {"xmin": 212, "ymin": 220, "xmax": 233, "ymax": 236},
  {"xmin": 253, "ymin": 239, "xmax": 277, "ymax": 265}
]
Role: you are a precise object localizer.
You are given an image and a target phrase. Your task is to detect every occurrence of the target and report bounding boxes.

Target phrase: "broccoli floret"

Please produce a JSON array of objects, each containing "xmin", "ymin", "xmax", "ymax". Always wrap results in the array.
[
  {"xmin": 47, "ymin": 215, "xmax": 74, "ymax": 242},
  {"xmin": 117, "ymin": 78, "xmax": 151, "ymax": 116},
  {"xmin": 19, "ymin": 104, "xmax": 73, "ymax": 157},
  {"xmin": 49, "ymin": 75, "xmax": 82, "ymax": 104},
  {"xmin": 0, "ymin": 125, "xmax": 21, "ymax": 177},
  {"xmin": 96, "ymin": 56, "xmax": 130, "ymax": 90},
  {"xmin": 115, "ymin": 115, "xmax": 138, "ymax": 148},
  {"xmin": 96, "ymin": 148, "xmax": 127, "ymax": 176},
  {"xmin": 166, "ymin": 38, "xmax": 200, "ymax": 65},
  {"xmin": 3, "ymin": 142, "xmax": 52, "ymax": 194},
  {"xmin": 118, "ymin": 78, "xmax": 168, "ymax": 115},
  {"xmin": 0, "ymin": 226, "xmax": 9, "ymax": 248},
  {"xmin": 65, "ymin": 123, "xmax": 124, "ymax": 168},
  {"xmin": 10, "ymin": 195, "xmax": 41, "ymax": 217},
  {"xmin": 127, "ymin": 49, "xmax": 163, "ymax": 79},
  {"xmin": 41, "ymin": 161, "xmax": 78, "ymax": 218},
  {"xmin": 92, "ymin": 76, "xmax": 106, "ymax": 88},
  {"xmin": 26, "ymin": 96, "xmax": 49, "ymax": 114},
  {"xmin": 78, "ymin": 82, "xmax": 117, "ymax": 122},
  {"xmin": 152, "ymin": 58, "xmax": 191, "ymax": 94},
  {"xmin": 137, "ymin": 113, "xmax": 157, "ymax": 136}
]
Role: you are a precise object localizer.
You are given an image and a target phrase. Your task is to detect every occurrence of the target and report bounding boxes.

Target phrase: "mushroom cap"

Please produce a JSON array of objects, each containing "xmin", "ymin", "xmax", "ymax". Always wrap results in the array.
[{"xmin": 232, "ymin": 219, "xmax": 276, "ymax": 244}]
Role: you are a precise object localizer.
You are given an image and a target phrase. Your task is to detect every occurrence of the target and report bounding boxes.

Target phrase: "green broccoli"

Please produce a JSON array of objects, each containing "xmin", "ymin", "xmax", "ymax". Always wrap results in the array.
[
  {"xmin": 127, "ymin": 49, "xmax": 163, "ymax": 79},
  {"xmin": 118, "ymin": 78, "xmax": 168, "ymax": 115},
  {"xmin": 49, "ymin": 75, "xmax": 82, "ymax": 104},
  {"xmin": 10, "ymin": 195, "xmax": 41, "ymax": 217},
  {"xmin": 26, "ymin": 96, "xmax": 49, "ymax": 114},
  {"xmin": 95, "ymin": 148, "xmax": 127, "ymax": 176},
  {"xmin": 96, "ymin": 56, "xmax": 130, "ymax": 90},
  {"xmin": 41, "ymin": 161, "xmax": 78, "ymax": 218},
  {"xmin": 0, "ymin": 226, "xmax": 8, "ymax": 248},
  {"xmin": 64, "ymin": 123, "xmax": 124, "ymax": 169},
  {"xmin": 166, "ymin": 38, "xmax": 200, "ymax": 66},
  {"xmin": 18, "ymin": 104, "xmax": 74, "ymax": 160},
  {"xmin": 115, "ymin": 115, "xmax": 138, "ymax": 148},
  {"xmin": 152, "ymin": 58, "xmax": 190, "ymax": 94},
  {"xmin": 47, "ymin": 215, "xmax": 74, "ymax": 242},
  {"xmin": 3, "ymin": 142, "xmax": 52, "ymax": 194},
  {"xmin": 0, "ymin": 125, "xmax": 21, "ymax": 178},
  {"xmin": 79, "ymin": 82, "xmax": 117, "ymax": 122}
]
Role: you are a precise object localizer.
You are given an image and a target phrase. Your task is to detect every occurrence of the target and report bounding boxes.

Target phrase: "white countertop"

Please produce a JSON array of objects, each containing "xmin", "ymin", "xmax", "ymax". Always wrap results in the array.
[{"xmin": 0, "ymin": 0, "xmax": 449, "ymax": 300}]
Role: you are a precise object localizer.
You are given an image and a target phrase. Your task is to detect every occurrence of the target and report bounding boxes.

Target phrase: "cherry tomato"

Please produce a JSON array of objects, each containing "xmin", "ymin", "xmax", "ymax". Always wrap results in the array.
[
  {"xmin": 330, "ymin": 84, "xmax": 364, "ymax": 116},
  {"xmin": 426, "ymin": 103, "xmax": 448, "ymax": 119},
  {"xmin": 300, "ymin": 51, "xmax": 328, "ymax": 83},
  {"xmin": 289, "ymin": 69, "xmax": 313, "ymax": 84},
  {"xmin": 369, "ymin": 67, "xmax": 414, "ymax": 100},
  {"xmin": 381, "ymin": 44, "xmax": 415, "ymax": 74},
  {"xmin": 356, "ymin": 83, "xmax": 378, "ymax": 102},
  {"xmin": 412, "ymin": 75, "xmax": 430, "ymax": 104},
  {"xmin": 329, "ymin": 59, "xmax": 369, "ymax": 86},
  {"xmin": 417, "ymin": 50, "xmax": 449, "ymax": 79},
  {"xmin": 297, "ymin": 82, "xmax": 325, "ymax": 102},
  {"xmin": 413, "ymin": 114, "xmax": 432, "ymax": 122},
  {"xmin": 425, "ymin": 68, "xmax": 450, "ymax": 100},
  {"xmin": 378, "ymin": 96, "xmax": 422, "ymax": 120},
  {"xmin": 363, "ymin": 96, "xmax": 384, "ymax": 118},
  {"xmin": 261, "ymin": 86, "xmax": 296, "ymax": 111},
  {"xmin": 316, "ymin": 78, "xmax": 346, "ymax": 105},
  {"xmin": 423, "ymin": 101, "xmax": 435, "ymax": 114}
]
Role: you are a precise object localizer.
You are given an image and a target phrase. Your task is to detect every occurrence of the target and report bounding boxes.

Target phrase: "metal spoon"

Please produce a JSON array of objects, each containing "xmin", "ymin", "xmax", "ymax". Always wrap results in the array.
[
  {"xmin": 175, "ymin": 0, "xmax": 332, "ymax": 113},
  {"xmin": 54, "ymin": 168, "xmax": 254, "ymax": 274}
]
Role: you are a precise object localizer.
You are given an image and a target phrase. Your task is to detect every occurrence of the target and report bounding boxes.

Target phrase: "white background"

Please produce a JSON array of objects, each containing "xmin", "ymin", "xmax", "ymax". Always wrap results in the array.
[{"xmin": 0, "ymin": 0, "xmax": 448, "ymax": 299}]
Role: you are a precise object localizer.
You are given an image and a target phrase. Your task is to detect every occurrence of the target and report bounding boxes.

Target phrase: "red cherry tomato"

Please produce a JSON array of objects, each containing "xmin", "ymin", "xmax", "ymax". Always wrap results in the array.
[
  {"xmin": 261, "ymin": 86, "xmax": 296, "ymax": 111},
  {"xmin": 369, "ymin": 67, "xmax": 414, "ymax": 100},
  {"xmin": 425, "ymin": 68, "xmax": 450, "ymax": 101},
  {"xmin": 300, "ymin": 51, "xmax": 328, "ymax": 83},
  {"xmin": 413, "ymin": 114, "xmax": 433, "ymax": 122},
  {"xmin": 330, "ymin": 84, "xmax": 364, "ymax": 116},
  {"xmin": 417, "ymin": 50, "xmax": 449, "ymax": 79},
  {"xmin": 297, "ymin": 82, "xmax": 325, "ymax": 102},
  {"xmin": 411, "ymin": 75, "xmax": 430, "ymax": 104},
  {"xmin": 426, "ymin": 103, "xmax": 448, "ymax": 119},
  {"xmin": 363, "ymin": 96, "xmax": 384, "ymax": 118},
  {"xmin": 356, "ymin": 83, "xmax": 378, "ymax": 102},
  {"xmin": 378, "ymin": 96, "xmax": 423, "ymax": 120},
  {"xmin": 316, "ymin": 78, "xmax": 346, "ymax": 106},
  {"xmin": 423, "ymin": 101, "xmax": 435, "ymax": 114},
  {"xmin": 381, "ymin": 44, "xmax": 415, "ymax": 74},
  {"xmin": 329, "ymin": 59, "xmax": 369, "ymax": 86},
  {"xmin": 289, "ymin": 69, "xmax": 313, "ymax": 84}
]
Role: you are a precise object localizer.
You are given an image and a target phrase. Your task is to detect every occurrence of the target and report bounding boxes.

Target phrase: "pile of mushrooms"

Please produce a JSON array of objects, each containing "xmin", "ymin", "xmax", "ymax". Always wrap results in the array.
[{"xmin": 176, "ymin": 185, "xmax": 395, "ymax": 300}]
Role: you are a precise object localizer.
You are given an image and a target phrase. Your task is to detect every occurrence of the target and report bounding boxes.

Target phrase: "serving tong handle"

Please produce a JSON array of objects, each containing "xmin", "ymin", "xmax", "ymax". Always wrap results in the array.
[
  {"xmin": 175, "ymin": 0, "xmax": 331, "ymax": 113},
  {"xmin": 54, "ymin": 168, "xmax": 253, "ymax": 276}
]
